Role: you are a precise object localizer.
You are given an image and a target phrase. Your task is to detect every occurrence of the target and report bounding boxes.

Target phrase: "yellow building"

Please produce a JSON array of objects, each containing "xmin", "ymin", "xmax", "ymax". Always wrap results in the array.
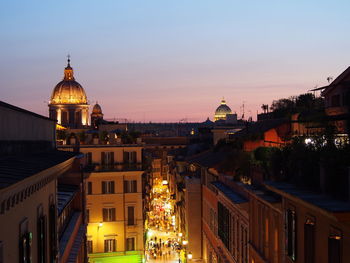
[{"xmin": 59, "ymin": 144, "xmax": 145, "ymax": 263}]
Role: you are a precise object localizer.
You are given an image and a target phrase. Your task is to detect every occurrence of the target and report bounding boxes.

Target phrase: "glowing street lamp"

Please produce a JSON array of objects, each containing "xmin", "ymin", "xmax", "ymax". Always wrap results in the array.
[
  {"xmin": 147, "ymin": 229, "xmax": 154, "ymax": 238},
  {"xmin": 187, "ymin": 252, "xmax": 193, "ymax": 260},
  {"xmin": 98, "ymin": 222, "xmax": 103, "ymax": 228},
  {"xmin": 182, "ymin": 240, "xmax": 188, "ymax": 246}
]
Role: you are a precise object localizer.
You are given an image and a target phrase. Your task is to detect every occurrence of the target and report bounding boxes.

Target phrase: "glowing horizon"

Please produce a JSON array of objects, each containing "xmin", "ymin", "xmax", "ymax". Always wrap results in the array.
[{"xmin": 1, "ymin": 1, "xmax": 349, "ymax": 122}]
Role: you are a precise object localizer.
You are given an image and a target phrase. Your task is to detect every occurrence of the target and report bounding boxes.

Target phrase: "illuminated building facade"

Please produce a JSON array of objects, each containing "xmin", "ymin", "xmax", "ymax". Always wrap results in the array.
[
  {"xmin": 91, "ymin": 103, "xmax": 104, "ymax": 129},
  {"xmin": 214, "ymin": 98, "xmax": 232, "ymax": 122},
  {"xmin": 59, "ymin": 144, "xmax": 144, "ymax": 263},
  {"xmin": 49, "ymin": 58, "xmax": 89, "ymax": 128}
]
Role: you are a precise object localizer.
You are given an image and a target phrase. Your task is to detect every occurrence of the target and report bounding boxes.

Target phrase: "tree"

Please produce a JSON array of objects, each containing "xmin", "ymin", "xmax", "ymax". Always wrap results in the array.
[{"xmin": 261, "ymin": 104, "xmax": 269, "ymax": 113}]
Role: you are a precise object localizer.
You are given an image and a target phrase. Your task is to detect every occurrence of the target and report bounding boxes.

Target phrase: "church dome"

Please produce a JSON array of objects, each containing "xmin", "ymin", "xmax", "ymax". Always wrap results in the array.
[
  {"xmin": 92, "ymin": 103, "xmax": 102, "ymax": 114},
  {"xmin": 50, "ymin": 58, "xmax": 87, "ymax": 105},
  {"xmin": 214, "ymin": 98, "xmax": 232, "ymax": 121}
]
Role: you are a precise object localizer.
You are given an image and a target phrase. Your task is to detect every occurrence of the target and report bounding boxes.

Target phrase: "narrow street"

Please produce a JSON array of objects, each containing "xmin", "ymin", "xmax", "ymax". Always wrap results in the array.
[{"xmin": 145, "ymin": 178, "xmax": 185, "ymax": 263}]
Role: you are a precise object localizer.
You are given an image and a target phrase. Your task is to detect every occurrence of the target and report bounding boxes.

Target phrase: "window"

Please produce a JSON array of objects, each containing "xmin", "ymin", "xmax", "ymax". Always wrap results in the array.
[
  {"xmin": 126, "ymin": 237, "xmax": 135, "ymax": 251},
  {"xmin": 37, "ymin": 216, "xmax": 46, "ymax": 263},
  {"xmin": 124, "ymin": 180, "xmax": 137, "ymax": 193},
  {"xmin": 102, "ymin": 208, "xmax": 116, "ymax": 222},
  {"xmin": 49, "ymin": 204, "xmax": 57, "ymax": 262},
  {"xmin": 123, "ymin": 151, "xmax": 137, "ymax": 163},
  {"xmin": 19, "ymin": 219, "xmax": 31, "ymax": 263},
  {"xmin": 328, "ymin": 235, "xmax": 341, "ymax": 263},
  {"xmin": 217, "ymin": 202, "xmax": 230, "ymax": 250},
  {"xmin": 304, "ymin": 220, "xmax": 315, "ymax": 263},
  {"xmin": 19, "ymin": 232, "xmax": 32, "ymax": 263},
  {"xmin": 86, "ymin": 209, "xmax": 90, "ymax": 223},
  {"xmin": 127, "ymin": 206, "xmax": 135, "ymax": 226},
  {"xmin": 86, "ymin": 152, "xmax": 92, "ymax": 165},
  {"xmin": 87, "ymin": 240, "xmax": 93, "ymax": 254},
  {"xmin": 87, "ymin": 182, "xmax": 92, "ymax": 195},
  {"xmin": 286, "ymin": 209, "xmax": 297, "ymax": 261},
  {"xmin": 102, "ymin": 181, "xmax": 115, "ymax": 194},
  {"xmin": 104, "ymin": 239, "xmax": 116, "ymax": 252},
  {"xmin": 101, "ymin": 152, "xmax": 114, "ymax": 166}
]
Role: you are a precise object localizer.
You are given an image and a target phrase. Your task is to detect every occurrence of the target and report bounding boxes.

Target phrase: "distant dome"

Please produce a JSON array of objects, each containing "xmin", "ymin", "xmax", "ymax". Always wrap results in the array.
[
  {"xmin": 203, "ymin": 117, "xmax": 214, "ymax": 125},
  {"xmin": 92, "ymin": 103, "xmax": 102, "ymax": 114},
  {"xmin": 50, "ymin": 59, "xmax": 87, "ymax": 105},
  {"xmin": 214, "ymin": 98, "xmax": 232, "ymax": 121}
]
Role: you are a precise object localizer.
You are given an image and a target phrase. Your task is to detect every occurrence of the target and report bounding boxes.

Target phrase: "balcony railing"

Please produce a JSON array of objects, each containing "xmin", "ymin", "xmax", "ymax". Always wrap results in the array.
[{"xmin": 84, "ymin": 163, "xmax": 143, "ymax": 172}]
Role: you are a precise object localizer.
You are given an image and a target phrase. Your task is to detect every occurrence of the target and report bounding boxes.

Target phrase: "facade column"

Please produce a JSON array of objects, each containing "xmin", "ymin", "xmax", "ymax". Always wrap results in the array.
[
  {"xmin": 57, "ymin": 108, "xmax": 61, "ymax": 124},
  {"xmin": 82, "ymin": 108, "xmax": 87, "ymax": 126}
]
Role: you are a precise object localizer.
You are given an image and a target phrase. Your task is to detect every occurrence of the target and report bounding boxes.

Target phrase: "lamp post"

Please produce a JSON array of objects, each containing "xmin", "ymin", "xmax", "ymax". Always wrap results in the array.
[
  {"xmin": 187, "ymin": 252, "xmax": 193, "ymax": 261},
  {"xmin": 182, "ymin": 240, "xmax": 188, "ymax": 263}
]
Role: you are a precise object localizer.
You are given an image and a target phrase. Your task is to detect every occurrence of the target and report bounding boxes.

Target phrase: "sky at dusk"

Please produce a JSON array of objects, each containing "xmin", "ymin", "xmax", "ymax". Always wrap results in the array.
[{"xmin": 1, "ymin": 0, "xmax": 350, "ymax": 122}]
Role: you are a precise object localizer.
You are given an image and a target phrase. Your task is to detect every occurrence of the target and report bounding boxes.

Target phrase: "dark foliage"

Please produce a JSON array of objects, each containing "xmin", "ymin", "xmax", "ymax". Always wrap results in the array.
[{"xmin": 270, "ymin": 93, "xmax": 324, "ymax": 118}]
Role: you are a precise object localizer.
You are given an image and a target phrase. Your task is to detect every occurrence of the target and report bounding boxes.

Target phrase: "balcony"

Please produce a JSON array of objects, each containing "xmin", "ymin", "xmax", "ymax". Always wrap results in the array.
[{"xmin": 84, "ymin": 163, "xmax": 143, "ymax": 173}]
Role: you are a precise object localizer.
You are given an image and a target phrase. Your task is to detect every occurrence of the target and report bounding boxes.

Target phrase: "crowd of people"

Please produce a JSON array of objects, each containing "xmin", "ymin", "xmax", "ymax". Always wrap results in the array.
[
  {"xmin": 146, "ymin": 178, "xmax": 181, "ymax": 262},
  {"xmin": 147, "ymin": 237, "xmax": 182, "ymax": 260}
]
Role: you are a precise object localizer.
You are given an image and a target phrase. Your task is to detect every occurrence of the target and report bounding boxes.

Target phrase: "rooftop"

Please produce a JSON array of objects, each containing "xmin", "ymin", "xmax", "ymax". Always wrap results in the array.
[
  {"xmin": 211, "ymin": 181, "xmax": 248, "ymax": 204},
  {"xmin": 265, "ymin": 181, "xmax": 350, "ymax": 213},
  {"xmin": 241, "ymin": 183, "xmax": 281, "ymax": 204},
  {"xmin": 187, "ymin": 150, "xmax": 229, "ymax": 168},
  {"xmin": 0, "ymin": 100, "xmax": 54, "ymax": 121},
  {"xmin": 230, "ymin": 118, "xmax": 288, "ymax": 139},
  {"xmin": 0, "ymin": 151, "xmax": 77, "ymax": 189}
]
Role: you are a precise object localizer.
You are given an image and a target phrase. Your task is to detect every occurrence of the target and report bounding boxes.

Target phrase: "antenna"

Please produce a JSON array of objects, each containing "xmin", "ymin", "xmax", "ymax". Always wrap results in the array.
[{"xmin": 241, "ymin": 101, "xmax": 245, "ymax": 120}]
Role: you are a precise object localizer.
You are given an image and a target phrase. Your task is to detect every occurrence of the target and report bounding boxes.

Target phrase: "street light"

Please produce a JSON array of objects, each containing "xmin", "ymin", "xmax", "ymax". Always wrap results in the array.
[
  {"xmin": 182, "ymin": 240, "xmax": 188, "ymax": 246},
  {"xmin": 187, "ymin": 252, "xmax": 193, "ymax": 260},
  {"xmin": 98, "ymin": 222, "xmax": 103, "ymax": 228}
]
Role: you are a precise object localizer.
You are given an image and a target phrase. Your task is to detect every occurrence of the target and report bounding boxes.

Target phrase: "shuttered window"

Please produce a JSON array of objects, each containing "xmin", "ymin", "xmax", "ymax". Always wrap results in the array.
[
  {"xmin": 102, "ymin": 208, "xmax": 116, "ymax": 222},
  {"xmin": 286, "ymin": 209, "xmax": 297, "ymax": 261},
  {"xmin": 101, "ymin": 152, "xmax": 114, "ymax": 166},
  {"xmin": 19, "ymin": 233, "xmax": 32, "ymax": 263},
  {"xmin": 86, "ymin": 152, "xmax": 92, "ymax": 165},
  {"xmin": 126, "ymin": 238, "xmax": 135, "ymax": 251},
  {"xmin": 328, "ymin": 236, "xmax": 341, "ymax": 263},
  {"xmin": 304, "ymin": 221, "xmax": 315, "ymax": 263},
  {"xmin": 87, "ymin": 182, "xmax": 92, "ymax": 195},
  {"xmin": 102, "ymin": 181, "xmax": 115, "ymax": 194},
  {"xmin": 131, "ymin": 180, "xmax": 137, "ymax": 193},
  {"xmin": 218, "ymin": 202, "xmax": 230, "ymax": 250},
  {"xmin": 104, "ymin": 239, "xmax": 116, "ymax": 252},
  {"xmin": 37, "ymin": 216, "xmax": 46, "ymax": 263},
  {"xmin": 49, "ymin": 204, "xmax": 57, "ymax": 262},
  {"xmin": 124, "ymin": 180, "xmax": 137, "ymax": 193},
  {"xmin": 87, "ymin": 240, "xmax": 93, "ymax": 254},
  {"xmin": 123, "ymin": 151, "xmax": 137, "ymax": 163},
  {"xmin": 128, "ymin": 207, "xmax": 135, "ymax": 226}
]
